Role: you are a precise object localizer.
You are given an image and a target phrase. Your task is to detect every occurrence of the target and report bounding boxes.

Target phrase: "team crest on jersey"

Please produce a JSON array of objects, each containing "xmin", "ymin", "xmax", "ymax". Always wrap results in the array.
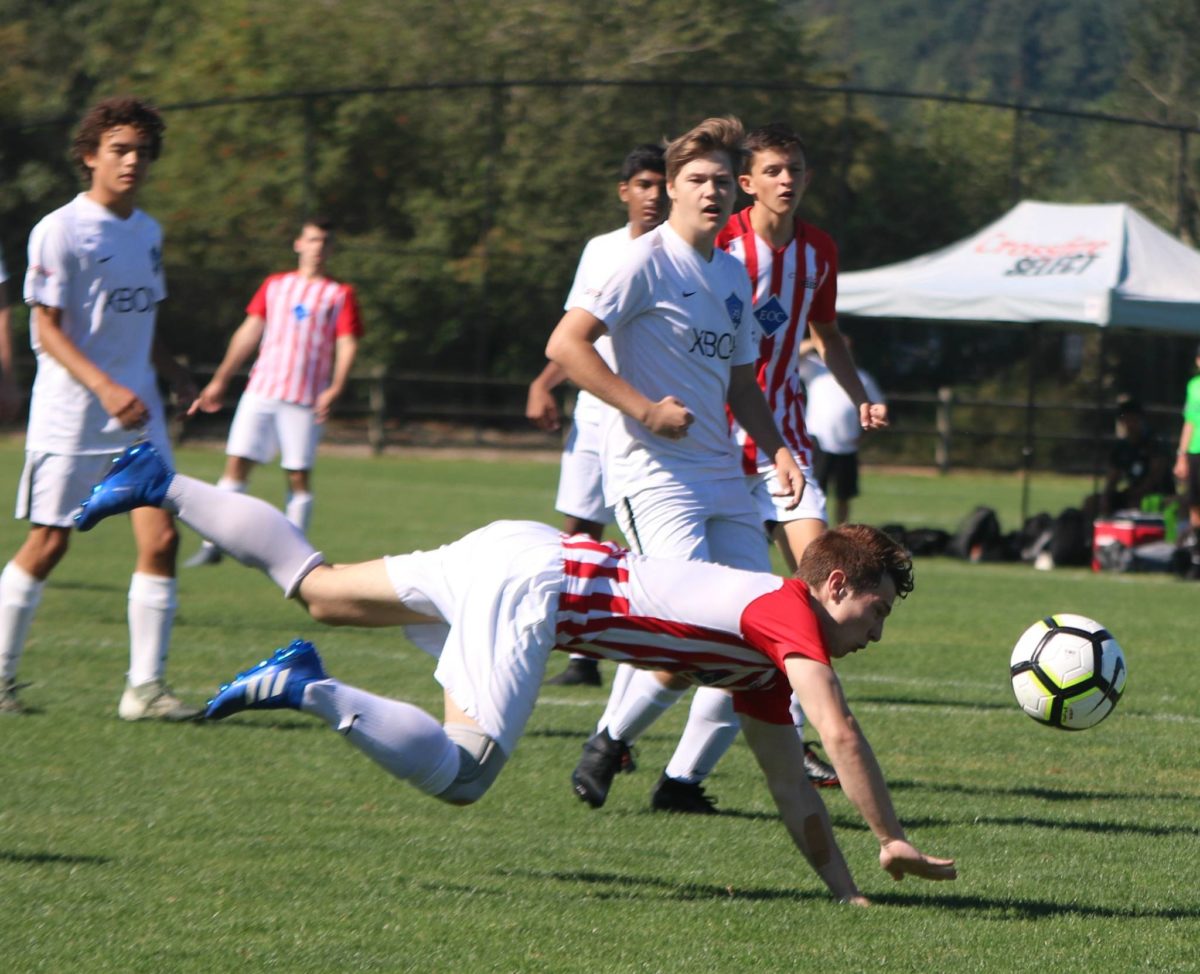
[
  {"xmin": 293, "ymin": 304, "xmax": 309, "ymax": 321},
  {"xmin": 149, "ymin": 245, "xmax": 162, "ymax": 274},
  {"xmin": 724, "ymin": 293, "xmax": 744, "ymax": 328},
  {"xmin": 753, "ymin": 296, "xmax": 789, "ymax": 336}
]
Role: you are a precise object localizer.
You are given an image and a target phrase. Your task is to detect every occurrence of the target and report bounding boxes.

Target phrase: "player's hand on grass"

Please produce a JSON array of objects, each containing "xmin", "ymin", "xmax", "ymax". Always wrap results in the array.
[
  {"xmin": 99, "ymin": 380, "xmax": 150, "ymax": 429},
  {"xmin": 187, "ymin": 380, "xmax": 227, "ymax": 417},
  {"xmin": 859, "ymin": 402, "xmax": 889, "ymax": 431},
  {"xmin": 525, "ymin": 383, "xmax": 560, "ymax": 432},
  {"xmin": 879, "ymin": 839, "xmax": 957, "ymax": 882},
  {"xmin": 645, "ymin": 396, "xmax": 693, "ymax": 439}
]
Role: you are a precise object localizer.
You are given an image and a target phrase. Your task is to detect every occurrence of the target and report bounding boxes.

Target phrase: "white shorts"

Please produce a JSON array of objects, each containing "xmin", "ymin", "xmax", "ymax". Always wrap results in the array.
[
  {"xmin": 750, "ymin": 463, "xmax": 828, "ymax": 525},
  {"xmin": 614, "ymin": 478, "xmax": 771, "ymax": 571},
  {"xmin": 226, "ymin": 391, "xmax": 320, "ymax": 471},
  {"xmin": 383, "ymin": 520, "xmax": 563, "ymax": 756},
  {"xmin": 17, "ymin": 435, "xmax": 176, "ymax": 528},
  {"xmin": 555, "ymin": 417, "xmax": 613, "ymax": 525}
]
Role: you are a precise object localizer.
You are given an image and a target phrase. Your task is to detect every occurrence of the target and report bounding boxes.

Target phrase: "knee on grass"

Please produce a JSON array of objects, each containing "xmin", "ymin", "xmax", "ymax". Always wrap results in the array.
[{"xmin": 435, "ymin": 724, "xmax": 509, "ymax": 806}]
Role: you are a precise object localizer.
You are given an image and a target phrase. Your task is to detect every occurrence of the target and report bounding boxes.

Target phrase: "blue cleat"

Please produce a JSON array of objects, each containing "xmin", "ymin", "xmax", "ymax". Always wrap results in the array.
[
  {"xmin": 204, "ymin": 639, "xmax": 328, "ymax": 720},
  {"xmin": 74, "ymin": 441, "xmax": 175, "ymax": 532}
]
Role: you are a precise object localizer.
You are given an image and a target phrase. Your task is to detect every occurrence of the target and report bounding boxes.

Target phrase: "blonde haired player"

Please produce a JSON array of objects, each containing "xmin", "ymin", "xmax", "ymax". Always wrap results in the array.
[
  {"xmin": 645, "ymin": 123, "xmax": 892, "ymax": 810},
  {"xmin": 184, "ymin": 219, "xmax": 363, "ymax": 565},
  {"xmin": 547, "ymin": 118, "xmax": 822, "ymax": 812},
  {"xmin": 75, "ymin": 440, "xmax": 956, "ymax": 905}
]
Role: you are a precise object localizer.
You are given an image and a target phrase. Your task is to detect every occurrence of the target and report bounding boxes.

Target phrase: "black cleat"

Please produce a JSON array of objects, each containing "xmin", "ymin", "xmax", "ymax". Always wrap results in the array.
[
  {"xmin": 571, "ymin": 729, "xmax": 632, "ymax": 808},
  {"xmin": 803, "ymin": 742, "xmax": 840, "ymax": 788},
  {"xmin": 649, "ymin": 773, "xmax": 718, "ymax": 815},
  {"xmin": 545, "ymin": 657, "xmax": 602, "ymax": 687}
]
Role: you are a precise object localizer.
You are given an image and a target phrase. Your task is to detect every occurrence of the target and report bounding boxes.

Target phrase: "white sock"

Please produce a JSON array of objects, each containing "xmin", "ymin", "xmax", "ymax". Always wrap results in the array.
[
  {"xmin": 195, "ymin": 478, "xmax": 247, "ymax": 553},
  {"xmin": 664, "ymin": 686, "xmax": 740, "ymax": 784},
  {"xmin": 285, "ymin": 491, "xmax": 314, "ymax": 534},
  {"xmin": 302, "ymin": 680, "xmax": 461, "ymax": 796},
  {"xmin": 0, "ymin": 562, "xmax": 44, "ymax": 683},
  {"xmin": 595, "ymin": 661, "xmax": 637, "ymax": 735},
  {"xmin": 607, "ymin": 667, "xmax": 685, "ymax": 743},
  {"xmin": 164, "ymin": 474, "xmax": 324, "ymax": 595},
  {"xmin": 127, "ymin": 573, "xmax": 176, "ymax": 686}
]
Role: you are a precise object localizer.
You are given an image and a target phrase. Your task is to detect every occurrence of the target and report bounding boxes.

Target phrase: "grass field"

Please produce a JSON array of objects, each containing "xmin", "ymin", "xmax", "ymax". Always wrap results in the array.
[{"xmin": 1, "ymin": 442, "xmax": 1197, "ymax": 974}]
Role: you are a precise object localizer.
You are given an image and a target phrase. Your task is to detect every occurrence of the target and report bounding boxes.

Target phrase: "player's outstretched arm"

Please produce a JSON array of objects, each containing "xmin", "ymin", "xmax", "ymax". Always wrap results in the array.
[
  {"xmin": 807, "ymin": 319, "xmax": 888, "ymax": 431},
  {"xmin": 786, "ymin": 656, "xmax": 956, "ymax": 885},
  {"xmin": 726, "ymin": 365, "xmax": 804, "ymax": 508},
  {"xmin": 741, "ymin": 715, "xmax": 868, "ymax": 905},
  {"xmin": 188, "ymin": 313, "xmax": 265, "ymax": 415}
]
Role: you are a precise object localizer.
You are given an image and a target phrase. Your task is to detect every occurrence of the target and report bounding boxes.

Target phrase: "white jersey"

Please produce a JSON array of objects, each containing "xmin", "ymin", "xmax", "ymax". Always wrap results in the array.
[
  {"xmin": 581, "ymin": 222, "xmax": 757, "ymax": 504},
  {"xmin": 23, "ymin": 194, "xmax": 167, "ymax": 455},
  {"xmin": 0, "ymin": 246, "xmax": 7, "ymax": 284},
  {"xmin": 799, "ymin": 353, "xmax": 885, "ymax": 454},
  {"xmin": 564, "ymin": 225, "xmax": 638, "ymax": 427}
]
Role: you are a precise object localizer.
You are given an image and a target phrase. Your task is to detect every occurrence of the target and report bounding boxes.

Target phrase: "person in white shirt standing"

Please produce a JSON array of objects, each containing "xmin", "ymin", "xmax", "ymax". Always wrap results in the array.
[
  {"xmin": 527, "ymin": 143, "xmax": 667, "ymax": 687},
  {"xmin": 546, "ymin": 116, "xmax": 806, "ymax": 810},
  {"xmin": 800, "ymin": 335, "xmax": 885, "ymax": 525},
  {"xmin": 646, "ymin": 124, "xmax": 891, "ymax": 810},
  {"xmin": 183, "ymin": 219, "xmax": 363, "ymax": 566},
  {"xmin": 0, "ymin": 96, "xmax": 199, "ymax": 719}
]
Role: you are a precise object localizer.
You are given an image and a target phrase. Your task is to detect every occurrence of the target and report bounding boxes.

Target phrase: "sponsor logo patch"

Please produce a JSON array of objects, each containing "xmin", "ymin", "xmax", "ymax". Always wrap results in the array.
[
  {"xmin": 724, "ymin": 292, "xmax": 744, "ymax": 327},
  {"xmin": 753, "ymin": 296, "xmax": 789, "ymax": 336}
]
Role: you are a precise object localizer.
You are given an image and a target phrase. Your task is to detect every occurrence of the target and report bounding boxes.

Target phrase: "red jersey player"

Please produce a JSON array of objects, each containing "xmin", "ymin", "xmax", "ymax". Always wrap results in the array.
[
  {"xmin": 75, "ymin": 440, "xmax": 957, "ymax": 905},
  {"xmin": 185, "ymin": 218, "xmax": 363, "ymax": 564}
]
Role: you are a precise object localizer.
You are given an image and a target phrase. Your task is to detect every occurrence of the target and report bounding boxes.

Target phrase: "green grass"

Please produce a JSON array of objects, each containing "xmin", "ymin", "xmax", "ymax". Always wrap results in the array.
[{"xmin": 0, "ymin": 442, "xmax": 1196, "ymax": 974}]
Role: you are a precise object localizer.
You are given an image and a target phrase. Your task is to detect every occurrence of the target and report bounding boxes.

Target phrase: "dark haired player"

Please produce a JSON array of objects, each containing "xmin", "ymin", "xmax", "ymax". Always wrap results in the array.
[
  {"xmin": 528, "ymin": 143, "xmax": 667, "ymax": 686},
  {"xmin": 0, "ymin": 97, "xmax": 198, "ymax": 718},
  {"xmin": 74, "ymin": 440, "xmax": 956, "ymax": 904}
]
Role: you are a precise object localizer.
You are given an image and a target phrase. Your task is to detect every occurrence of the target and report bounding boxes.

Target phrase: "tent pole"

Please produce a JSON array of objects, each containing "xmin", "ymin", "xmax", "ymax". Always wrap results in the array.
[
  {"xmin": 1091, "ymin": 328, "xmax": 1108, "ymax": 499},
  {"xmin": 1020, "ymin": 323, "xmax": 1040, "ymax": 525}
]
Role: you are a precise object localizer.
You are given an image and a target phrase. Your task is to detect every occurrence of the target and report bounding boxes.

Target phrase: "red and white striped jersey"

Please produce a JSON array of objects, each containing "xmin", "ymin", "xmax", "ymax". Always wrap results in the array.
[
  {"xmin": 555, "ymin": 534, "xmax": 831, "ymax": 723},
  {"xmin": 717, "ymin": 209, "xmax": 838, "ymax": 472},
  {"xmin": 244, "ymin": 271, "xmax": 364, "ymax": 406}
]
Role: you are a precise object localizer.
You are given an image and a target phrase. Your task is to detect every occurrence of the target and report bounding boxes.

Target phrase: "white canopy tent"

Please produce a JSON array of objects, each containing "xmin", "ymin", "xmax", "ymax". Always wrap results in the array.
[
  {"xmin": 835, "ymin": 201, "xmax": 1200, "ymax": 518},
  {"xmin": 838, "ymin": 200, "xmax": 1200, "ymax": 331}
]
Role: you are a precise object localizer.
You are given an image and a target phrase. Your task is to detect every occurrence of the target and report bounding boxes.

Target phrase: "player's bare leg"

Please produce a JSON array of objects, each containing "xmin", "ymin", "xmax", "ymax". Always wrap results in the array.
[{"xmin": 296, "ymin": 560, "xmax": 439, "ymax": 628}]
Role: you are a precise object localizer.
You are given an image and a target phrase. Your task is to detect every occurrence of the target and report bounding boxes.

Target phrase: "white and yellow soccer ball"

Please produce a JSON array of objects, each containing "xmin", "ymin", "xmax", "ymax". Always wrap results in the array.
[{"xmin": 1009, "ymin": 614, "xmax": 1127, "ymax": 730}]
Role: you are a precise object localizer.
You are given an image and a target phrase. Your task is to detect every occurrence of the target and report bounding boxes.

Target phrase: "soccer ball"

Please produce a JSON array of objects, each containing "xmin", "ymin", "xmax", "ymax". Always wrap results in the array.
[{"xmin": 1009, "ymin": 614, "xmax": 1127, "ymax": 730}]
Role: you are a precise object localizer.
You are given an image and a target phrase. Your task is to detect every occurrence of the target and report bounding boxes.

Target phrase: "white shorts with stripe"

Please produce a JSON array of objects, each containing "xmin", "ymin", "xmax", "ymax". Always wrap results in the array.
[
  {"xmin": 226, "ymin": 391, "xmax": 321, "ymax": 471},
  {"xmin": 555, "ymin": 416, "xmax": 613, "ymax": 525},
  {"xmin": 613, "ymin": 477, "xmax": 771, "ymax": 571},
  {"xmin": 383, "ymin": 521, "xmax": 563, "ymax": 756}
]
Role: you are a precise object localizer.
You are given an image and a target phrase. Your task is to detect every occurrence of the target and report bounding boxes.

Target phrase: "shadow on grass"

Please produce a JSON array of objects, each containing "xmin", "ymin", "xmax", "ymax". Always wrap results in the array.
[
  {"xmin": 970, "ymin": 815, "xmax": 1200, "ymax": 837},
  {"xmin": 196, "ymin": 717, "xmax": 319, "ymax": 732},
  {"xmin": 479, "ymin": 869, "xmax": 1200, "ymax": 919},
  {"xmin": 854, "ymin": 694, "xmax": 1011, "ymax": 712},
  {"xmin": 491, "ymin": 868, "xmax": 829, "ymax": 904},
  {"xmin": 0, "ymin": 850, "xmax": 111, "ymax": 866},
  {"xmin": 888, "ymin": 778, "xmax": 1196, "ymax": 803},
  {"xmin": 873, "ymin": 889, "xmax": 1200, "ymax": 920}
]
